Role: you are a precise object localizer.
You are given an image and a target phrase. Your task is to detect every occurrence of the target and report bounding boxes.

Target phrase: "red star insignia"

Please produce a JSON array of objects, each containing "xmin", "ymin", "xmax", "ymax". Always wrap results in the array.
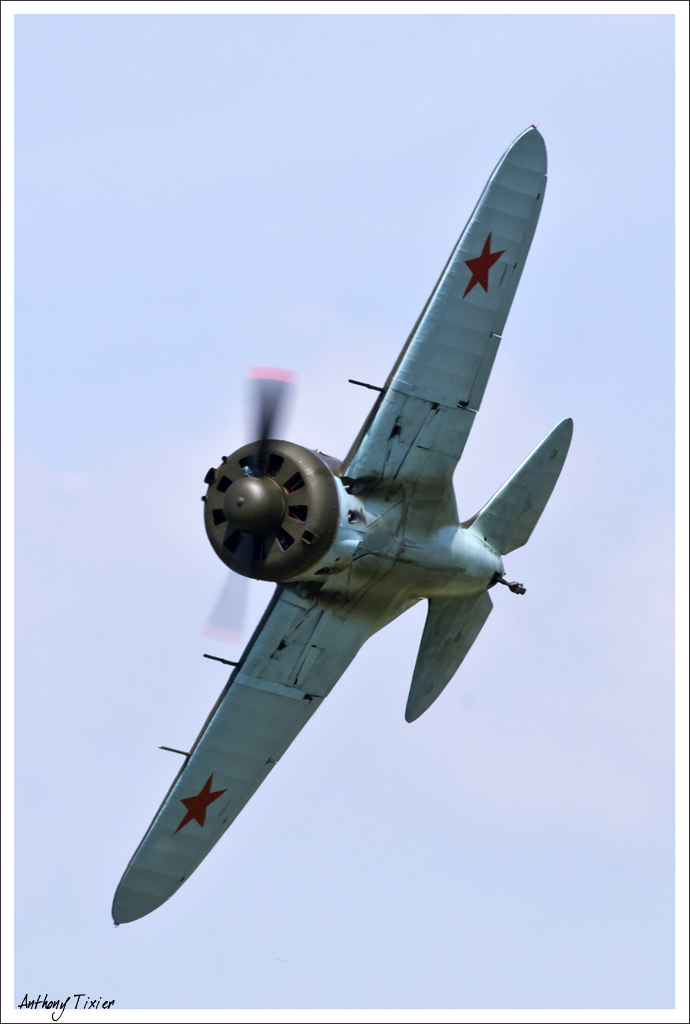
[
  {"xmin": 175, "ymin": 774, "xmax": 227, "ymax": 833},
  {"xmin": 463, "ymin": 233, "xmax": 506, "ymax": 298}
]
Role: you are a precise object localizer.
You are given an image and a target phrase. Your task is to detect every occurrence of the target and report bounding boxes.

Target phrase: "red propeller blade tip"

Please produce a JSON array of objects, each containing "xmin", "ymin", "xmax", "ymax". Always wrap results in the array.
[
  {"xmin": 248, "ymin": 366, "xmax": 295, "ymax": 383},
  {"xmin": 203, "ymin": 625, "xmax": 243, "ymax": 644}
]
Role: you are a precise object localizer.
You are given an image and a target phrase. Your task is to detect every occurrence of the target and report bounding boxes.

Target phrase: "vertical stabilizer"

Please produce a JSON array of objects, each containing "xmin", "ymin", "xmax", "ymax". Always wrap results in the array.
[{"xmin": 468, "ymin": 418, "xmax": 573, "ymax": 555}]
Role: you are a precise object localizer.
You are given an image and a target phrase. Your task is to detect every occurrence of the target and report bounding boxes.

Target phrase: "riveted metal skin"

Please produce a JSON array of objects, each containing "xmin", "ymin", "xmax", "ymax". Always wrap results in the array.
[{"xmin": 204, "ymin": 440, "xmax": 340, "ymax": 582}]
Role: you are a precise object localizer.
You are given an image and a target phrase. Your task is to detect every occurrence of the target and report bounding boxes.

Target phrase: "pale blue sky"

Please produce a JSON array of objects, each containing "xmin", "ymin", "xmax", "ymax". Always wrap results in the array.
[{"xmin": 14, "ymin": 12, "xmax": 675, "ymax": 1012}]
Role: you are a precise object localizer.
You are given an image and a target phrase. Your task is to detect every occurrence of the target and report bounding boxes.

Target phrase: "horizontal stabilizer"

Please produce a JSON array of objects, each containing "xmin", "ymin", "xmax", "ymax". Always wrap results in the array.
[
  {"xmin": 468, "ymin": 418, "xmax": 573, "ymax": 555},
  {"xmin": 405, "ymin": 591, "xmax": 493, "ymax": 722}
]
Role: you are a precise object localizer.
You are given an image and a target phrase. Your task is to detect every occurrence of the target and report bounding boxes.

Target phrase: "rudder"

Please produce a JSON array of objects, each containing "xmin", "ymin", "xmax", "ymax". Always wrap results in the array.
[{"xmin": 468, "ymin": 418, "xmax": 573, "ymax": 555}]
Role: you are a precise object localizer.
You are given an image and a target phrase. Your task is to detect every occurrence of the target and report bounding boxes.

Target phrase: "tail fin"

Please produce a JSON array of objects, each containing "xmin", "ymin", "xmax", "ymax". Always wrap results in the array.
[
  {"xmin": 405, "ymin": 591, "xmax": 493, "ymax": 722},
  {"xmin": 468, "ymin": 418, "xmax": 573, "ymax": 555}
]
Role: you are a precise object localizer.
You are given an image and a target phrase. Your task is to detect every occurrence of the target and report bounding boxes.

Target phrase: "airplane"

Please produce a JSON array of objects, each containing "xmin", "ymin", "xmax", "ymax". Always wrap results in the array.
[{"xmin": 112, "ymin": 126, "xmax": 572, "ymax": 925}]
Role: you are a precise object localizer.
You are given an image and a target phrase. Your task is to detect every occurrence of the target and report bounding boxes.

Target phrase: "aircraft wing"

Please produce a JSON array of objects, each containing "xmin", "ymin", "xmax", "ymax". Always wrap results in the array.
[
  {"xmin": 341, "ymin": 127, "xmax": 547, "ymax": 510},
  {"xmin": 112, "ymin": 584, "xmax": 379, "ymax": 924}
]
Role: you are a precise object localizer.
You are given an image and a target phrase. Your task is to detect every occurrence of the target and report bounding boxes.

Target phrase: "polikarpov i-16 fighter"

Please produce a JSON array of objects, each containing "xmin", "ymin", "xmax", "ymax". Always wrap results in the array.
[{"xmin": 113, "ymin": 126, "xmax": 572, "ymax": 924}]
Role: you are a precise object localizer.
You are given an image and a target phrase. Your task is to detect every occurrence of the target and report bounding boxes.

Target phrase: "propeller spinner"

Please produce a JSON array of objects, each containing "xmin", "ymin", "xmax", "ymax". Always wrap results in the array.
[{"xmin": 203, "ymin": 368, "xmax": 341, "ymax": 584}]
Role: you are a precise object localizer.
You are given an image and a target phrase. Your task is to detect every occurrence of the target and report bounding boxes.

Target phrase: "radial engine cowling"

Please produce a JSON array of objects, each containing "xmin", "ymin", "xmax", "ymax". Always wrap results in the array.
[{"xmin": 203, "ymin": 440, "xmax": 353, "ymax": 583}]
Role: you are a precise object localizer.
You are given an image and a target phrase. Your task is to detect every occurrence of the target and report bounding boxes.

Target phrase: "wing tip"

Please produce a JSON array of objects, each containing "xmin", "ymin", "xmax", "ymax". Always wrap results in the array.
[
  {"xmin": 404, "ymin": 704, "xmax": 422, "ymax": 724},
  {"xmin": 555, "ymin": 416, "xmax": 574, "ymax": 444},
  {"xmin": 506, "ymin": 125, "xmax": 547, "ymax": 173},
  {"xmin": 111, "ymin": 887, "xmax": 169, "ymax": 925}
]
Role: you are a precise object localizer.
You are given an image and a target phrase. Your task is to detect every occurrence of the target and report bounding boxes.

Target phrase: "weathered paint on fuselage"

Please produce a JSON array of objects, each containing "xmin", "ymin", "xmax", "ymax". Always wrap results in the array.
[{"xmin": 287, "ymin": 472, "xmax": 503, "ymax": 643}]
